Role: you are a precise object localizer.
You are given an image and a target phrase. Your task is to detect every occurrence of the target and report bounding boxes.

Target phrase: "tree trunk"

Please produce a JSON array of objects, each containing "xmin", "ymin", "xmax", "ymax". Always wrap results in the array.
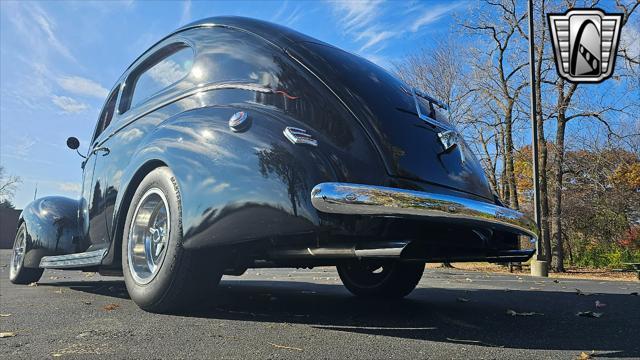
[
  {"xmin": 500, "ymin": 127, "xmax": 511, "ymax": 204},
  {"xmin": 552, "ymin": 117, "xmax": 566, "ymax": 272},
  {"xmin": 536, "ymin": 106, "xmax": 551, "ymax": 262},
  {"xmin": 504, "ymin": 107, "xmax": 519, "ymax": 209}
]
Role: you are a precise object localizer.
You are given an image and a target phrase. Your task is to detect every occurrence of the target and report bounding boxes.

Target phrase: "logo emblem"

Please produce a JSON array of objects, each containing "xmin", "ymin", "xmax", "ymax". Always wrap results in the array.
[
  {"xmin": 548, "ymin": 8, "xmax": 623, "ymax": 83},
  {"xmin": 283, "ymin": 127, "xmax": 318, "ymax": 147}
]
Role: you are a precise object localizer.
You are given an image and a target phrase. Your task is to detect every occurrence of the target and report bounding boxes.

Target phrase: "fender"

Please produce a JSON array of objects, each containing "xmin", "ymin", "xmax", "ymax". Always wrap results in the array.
[
  {"xmin": 19, "ymin": 196, "xmax": 83, "ymax": 268},
  {"xmin": 102, "ymin": 103, "xmax": 384, "ymax": 265}
]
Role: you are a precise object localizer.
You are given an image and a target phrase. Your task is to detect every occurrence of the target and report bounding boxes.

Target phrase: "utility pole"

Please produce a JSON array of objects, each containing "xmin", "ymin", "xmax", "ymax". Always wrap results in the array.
[{"xmin": 527, "ymin": 0, "xmax": 548, "ymax": 277}]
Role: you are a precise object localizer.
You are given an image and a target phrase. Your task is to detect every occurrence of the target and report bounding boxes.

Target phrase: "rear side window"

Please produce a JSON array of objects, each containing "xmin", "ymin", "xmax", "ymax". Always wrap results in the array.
[
  {"xmin": 120, "ymin": 43, "xmax": 193, "ymax": 113},
  {"xmin": 92, "ymin": 85, "xmax": 120, "ymax": 143}
]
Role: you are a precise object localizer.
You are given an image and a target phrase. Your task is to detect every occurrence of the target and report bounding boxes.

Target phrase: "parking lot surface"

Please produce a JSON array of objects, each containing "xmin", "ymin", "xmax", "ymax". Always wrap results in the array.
[{"xmin": 1, "ymin": 250, "xmax": 639, "ymax": 359}]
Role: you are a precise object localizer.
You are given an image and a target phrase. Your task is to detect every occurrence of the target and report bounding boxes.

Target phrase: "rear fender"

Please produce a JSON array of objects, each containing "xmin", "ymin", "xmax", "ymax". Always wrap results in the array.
[
  {"xmin": 109, "ymin": 105, "xmax": 371, "ymax": 258},
  {"xmin": 19, "ymin": 196, "xmax": 82, "ymax": 268}
]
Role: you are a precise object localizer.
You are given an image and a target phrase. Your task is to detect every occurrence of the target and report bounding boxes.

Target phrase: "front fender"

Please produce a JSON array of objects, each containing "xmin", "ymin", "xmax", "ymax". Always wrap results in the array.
[
  {"xmin": 113, "ymin": 104, "xmax": 364, "ymax": 251},
  {"xmin": 19, "ymin": 196, "xmax": 82, "ymax": 268}
]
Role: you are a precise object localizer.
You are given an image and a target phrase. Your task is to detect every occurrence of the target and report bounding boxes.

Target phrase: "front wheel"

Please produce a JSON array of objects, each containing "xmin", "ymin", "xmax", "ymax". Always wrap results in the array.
[
  {"xmin": 9, "ymin": 223, "xmax": 44, "ymax": 284},
  {"xmin": 122, "ymin": 167, "xmax": 222, "ymax": 313},
  {"xmin": 337, "ymin": 260, "xmax": 424, "ymax": 299}
]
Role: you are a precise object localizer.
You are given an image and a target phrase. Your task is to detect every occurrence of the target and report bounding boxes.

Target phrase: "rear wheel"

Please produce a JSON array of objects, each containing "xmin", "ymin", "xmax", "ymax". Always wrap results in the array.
[
  {"xmin": 122, "ymin": 167, "xmax": 222, "ymax": 313},
  {"xmin": 9, "ymin": 223, "xmax": 44, "ymax": 284},
  {"xmin": 337, "ymin": 260, "xmax": 424, "ymax": 298}
]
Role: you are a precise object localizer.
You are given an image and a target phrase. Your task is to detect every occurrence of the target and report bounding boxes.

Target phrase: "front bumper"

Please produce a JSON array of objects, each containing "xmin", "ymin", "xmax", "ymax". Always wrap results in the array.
[{"xmin": 310, "ymin": 182, "xmax": 538, "ymax": 241}]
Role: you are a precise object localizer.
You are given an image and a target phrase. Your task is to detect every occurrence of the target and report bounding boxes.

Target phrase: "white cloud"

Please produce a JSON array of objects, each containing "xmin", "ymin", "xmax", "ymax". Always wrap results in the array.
[
  {"xmin": 51, "ymin": 95, "xmax": 89, "ymax": 113},
  {"xmin": 410, "ymin": 2, "xmax": 463, "ymax": 32},
  {"xmin": 57, "ymin": 182, "xmax": 81, "ymax": 194},
  {"xmin": 147, "ymin": 59, "xmax": 188, "ymax": 86},
  {"xmin": 210, "ymin": 182, "xmax": 230, "ymax": 193},
  {"xmin": 359, "ymin": 30, "xmax": 396, "ymax": 52},
  {"xmin": 330, "ymin": 0, "xmax": 383, "ymax": 32},
  {"xmin": 57, "ymin": 76, "xmax": 109, "ymax": 99},
  {"xmin": 26, "ymin": 3, "xmax": 76, "ymax": 62},
  {"xmin": 179, "ymin": 0, "xmax": 191, "ymax": 26}
]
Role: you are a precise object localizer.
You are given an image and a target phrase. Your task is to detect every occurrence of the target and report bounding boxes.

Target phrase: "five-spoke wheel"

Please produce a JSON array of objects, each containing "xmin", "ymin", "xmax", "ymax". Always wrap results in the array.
[
  {"xmin": 122, "ymin": 167, "xmax": 223, "ymax": 313},
  {"xmin": 127, "ymin": 188, "xmax": 170, "ymax": 285}
]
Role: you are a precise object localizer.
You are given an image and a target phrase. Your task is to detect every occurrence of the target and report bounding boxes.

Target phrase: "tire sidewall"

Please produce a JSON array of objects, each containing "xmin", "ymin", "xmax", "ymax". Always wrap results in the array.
[
  {"xmin": 122, "ymin": 167, "xmax": 184, "ymax": 309},
  {"xmin": 9, "ymin": 222, "xmax": 44, "ymax": 284},
  {"xmin": 9, "ymin": 223, "xmax": 27, "ymax": 282}
]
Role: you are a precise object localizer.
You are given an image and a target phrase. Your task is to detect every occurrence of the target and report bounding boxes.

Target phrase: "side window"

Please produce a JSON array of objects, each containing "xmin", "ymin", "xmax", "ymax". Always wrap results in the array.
[
  {"xmin": 120, "ymin": 43, "xmax": 193, "ymax": 113},
  {"xmin": 92, "ymin": 86, "xmax": 120, "ymax": 143}
]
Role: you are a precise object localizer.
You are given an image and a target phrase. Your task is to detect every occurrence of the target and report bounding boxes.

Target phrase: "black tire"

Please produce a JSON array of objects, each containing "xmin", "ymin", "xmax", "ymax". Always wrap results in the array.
[
  {"xmin": 122, "ymin": 167, "xmax": 222, "ymax": 313},
  {"xmin": 9, "ymin": 223, "xmax": 44, "ymax": 284},
  {"xmin": 337, "ymin": 260, "xmax": 424, "ymax": 299}
]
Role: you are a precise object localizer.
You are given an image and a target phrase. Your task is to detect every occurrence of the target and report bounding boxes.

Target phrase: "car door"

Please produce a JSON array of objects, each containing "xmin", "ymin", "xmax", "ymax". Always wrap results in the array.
[{"xmin": 78, "ymin": 86, "xmax": 120, "ymax": 252}]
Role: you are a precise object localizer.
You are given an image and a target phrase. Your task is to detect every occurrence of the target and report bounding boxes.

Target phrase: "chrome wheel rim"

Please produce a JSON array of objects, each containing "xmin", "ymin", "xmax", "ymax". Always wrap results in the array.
[
  {"xmin": 10, "ymin": 225, "xmax": 26, "ymax": 279},
  {"xmin": 127, "ymin": 188, "xmax": 170, "ymax": 285}
]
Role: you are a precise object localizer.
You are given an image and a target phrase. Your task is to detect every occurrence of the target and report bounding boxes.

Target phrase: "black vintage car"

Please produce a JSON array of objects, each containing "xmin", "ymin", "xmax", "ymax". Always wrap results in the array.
[{"xmin": 9, "ymin": 17, "xmax": 537, "ymax": 312}]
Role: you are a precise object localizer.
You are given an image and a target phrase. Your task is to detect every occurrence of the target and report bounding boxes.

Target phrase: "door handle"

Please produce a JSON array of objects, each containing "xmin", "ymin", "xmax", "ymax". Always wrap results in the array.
[{"xmin": 92, "ymin": 147, "xmax": 110, "ymax": 156}]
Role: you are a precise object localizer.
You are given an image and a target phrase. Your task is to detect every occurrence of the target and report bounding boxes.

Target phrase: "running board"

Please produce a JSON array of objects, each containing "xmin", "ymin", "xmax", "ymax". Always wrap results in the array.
[{"xmin": 39, "ymin": 249, "xmax": 107, "ymax": 269}]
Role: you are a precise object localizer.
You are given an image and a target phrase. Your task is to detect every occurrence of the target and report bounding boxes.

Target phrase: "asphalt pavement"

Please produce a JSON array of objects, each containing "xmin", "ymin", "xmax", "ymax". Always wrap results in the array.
[{"xmin": 1, "ymin": 249, "xmax": 639, "ymax": 359}]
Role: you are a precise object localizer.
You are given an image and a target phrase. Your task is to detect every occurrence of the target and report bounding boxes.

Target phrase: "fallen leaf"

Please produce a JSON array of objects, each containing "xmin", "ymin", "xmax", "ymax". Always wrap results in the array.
[
  {"xmin": 0, "ymin": 332, "xmax": 16, "ymax": 338},
  {"xmin": 54, "ymin": 289, "xmax": 63, "ymax": 294},
  {"xmin": 576, "ymin": 289, "xmax": 591, "ymax": 296},
  {"xmin": 553, "ymin": 279, "xmax": 560, "ymax": 283},
  {"xmin": 506, "ymin": 309, "xmax": 544, "ymax": 317},
  {"xmin": 83, "ymin": 301, "xmax": 92, "ymax": 305},
  {"xmin": 269, "ymin": 343, "xmax": 303, "ymax": 351},
  {"xmin": 27, "ymin": 282, "xmax": 37, "ymax": 287},
  {"xmin": 103, "ymin": 303, "xmax": 120, "ymax": 311},
  {"xmin": 0, "ymin": 314, "xmax": 11, "ymax": 317},
  {"xmin": 49, "ymin": 276, "xmax": 59, "ymax": 280},
  {"xmin": 577, "ymin": 351, "xmax": 593, "ymax": 359},
  {"xmin": 595, "ymin": 300, "xmax": 606, "ymax": 308},
  {"xmin": 577, "ymin": 311, "xmax": 603, "ymax": 318},
  {"xmin": 630, "ymin": 292, "xmax": 638, "ymax": 296},
  {"xmin": 456, "ymin": 297, "xmax": 470, "ymax": 303}
]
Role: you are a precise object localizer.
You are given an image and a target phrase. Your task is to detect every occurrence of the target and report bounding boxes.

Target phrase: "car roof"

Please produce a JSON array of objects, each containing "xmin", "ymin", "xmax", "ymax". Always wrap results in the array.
[{"xmin": 125, "ymin": 16, "xmax": 321, "ymax": 73}]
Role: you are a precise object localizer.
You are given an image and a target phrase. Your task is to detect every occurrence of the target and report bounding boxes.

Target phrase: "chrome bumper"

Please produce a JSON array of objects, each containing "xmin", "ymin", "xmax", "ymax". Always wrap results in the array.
[{"xmin": 310, "ymin": 182, "xmax": 538, "ymax": 240}]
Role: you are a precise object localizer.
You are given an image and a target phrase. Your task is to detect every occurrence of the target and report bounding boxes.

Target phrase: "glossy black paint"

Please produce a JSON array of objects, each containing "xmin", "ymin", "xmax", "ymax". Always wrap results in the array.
[{"xmin": 21, "ymin": 17, "xmax": 512, "ymax": 269}]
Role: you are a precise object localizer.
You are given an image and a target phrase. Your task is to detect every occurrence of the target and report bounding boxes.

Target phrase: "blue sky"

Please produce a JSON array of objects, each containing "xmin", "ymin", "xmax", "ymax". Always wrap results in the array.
[
  {"xmin": 0, "ymin": 0, "xmax": 637, "ymax": 209},
  {"xmin": 1, "ymin": 0, "xmax": 465, "ymax": 208}
]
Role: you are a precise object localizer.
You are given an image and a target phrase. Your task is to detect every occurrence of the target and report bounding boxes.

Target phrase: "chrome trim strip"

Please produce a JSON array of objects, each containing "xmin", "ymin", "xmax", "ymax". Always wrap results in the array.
[
  {"xmin": 353, "ymin": 247, "xmax": 404, "ymax": 258},
  {"xmin": 310, "ymin": 182, "xmax": 538, "ymax": 240},
  {"xmin": 268, "ymin": 241, "xmax": 411, "ymax": 260},
  {"xmin": 39, "ymin": 249, "xmax": 107, "ymax": 269},
  {"xmin": 283, "ymin": 127, "xmax": 318, "ymax": 146}
]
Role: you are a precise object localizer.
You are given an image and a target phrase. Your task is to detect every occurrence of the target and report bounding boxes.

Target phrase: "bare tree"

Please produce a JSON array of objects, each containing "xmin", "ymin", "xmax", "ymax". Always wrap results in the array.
[
  {"xmin": 547, "ymin": 0, "xmax": 638, "ymax": 271},
  {"xmin": 462, "ymin": 0, "xmax": 530, "ymax": 210},
  {"xmin": 0, "ymin": 166, "xmax": 21, "ymax": 202}
]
